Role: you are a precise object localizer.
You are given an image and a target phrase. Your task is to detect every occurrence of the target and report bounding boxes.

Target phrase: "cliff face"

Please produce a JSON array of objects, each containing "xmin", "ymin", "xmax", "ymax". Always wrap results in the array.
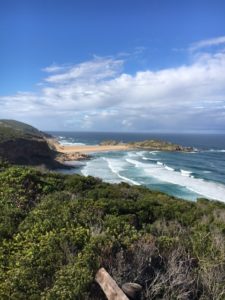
[
  {"xmin": 0, "ymin": 138, "xmax": 60, "ymax": 168},
  {"xmin": 0, "ymin": 120, "xmax": 61, "ymax": 168}
]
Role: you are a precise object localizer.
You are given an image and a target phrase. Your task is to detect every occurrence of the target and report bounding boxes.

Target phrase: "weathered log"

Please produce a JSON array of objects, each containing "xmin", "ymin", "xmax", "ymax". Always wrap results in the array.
[
  {"xmin": 95, "ymin": 268, "xmax": 129, "ymax": 300},
  {"xmin": 121, "ymin": 282, "xmax": 142, "ymax": 299}
]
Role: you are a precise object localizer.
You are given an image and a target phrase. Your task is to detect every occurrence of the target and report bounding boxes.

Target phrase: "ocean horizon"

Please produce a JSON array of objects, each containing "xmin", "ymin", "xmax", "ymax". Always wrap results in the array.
[{"xmin": 49, "ymin": 131, "xmax": 225, "ymax": 203}]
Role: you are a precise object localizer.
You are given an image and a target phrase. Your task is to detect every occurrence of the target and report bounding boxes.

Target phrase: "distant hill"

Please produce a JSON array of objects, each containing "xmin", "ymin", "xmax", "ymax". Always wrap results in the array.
[
  {"xmin": 0, "ymin": 119, "xmax": 45, "ymax": 142},
  {"xmin": 0, "ymin": 120, "xmax": 60, "ymax": 168}
]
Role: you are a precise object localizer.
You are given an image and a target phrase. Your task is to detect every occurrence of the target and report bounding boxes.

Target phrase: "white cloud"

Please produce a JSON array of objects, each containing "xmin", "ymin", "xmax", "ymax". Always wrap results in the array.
[
  {"xmin": 44, "ymin": 57, "xmax": 123, "ymax": 83},
  {"xmin": 190, "ymin": 36, "xmax": 225, "ymax": 52},
  {"xmin": 42, "ymin": 63, "xmax": 69, "ymax": 73},
  {"xmin": 1, "ymin": 42, "xmax": 225, "ymax": 131}
]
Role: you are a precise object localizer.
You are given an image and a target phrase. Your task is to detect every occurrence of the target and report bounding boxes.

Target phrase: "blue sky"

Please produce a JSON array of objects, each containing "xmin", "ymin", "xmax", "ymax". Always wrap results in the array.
[{"xmin": 1, "ymin": 0, "xmax": 225, "ymax": 132}]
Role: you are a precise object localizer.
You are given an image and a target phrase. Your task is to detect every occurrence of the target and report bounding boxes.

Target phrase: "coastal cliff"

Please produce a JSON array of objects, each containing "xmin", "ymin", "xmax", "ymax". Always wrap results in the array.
[
  {"xmin": 0, "ymin": 120, "xmax": 62, "ymax": 168},
  {"xmin": 0, "ymin": 137, "xmax": 59, "ymax": 167},
  {"xmin": 0, "ymin": 120, "xmax": 91, "ymax": 168}
]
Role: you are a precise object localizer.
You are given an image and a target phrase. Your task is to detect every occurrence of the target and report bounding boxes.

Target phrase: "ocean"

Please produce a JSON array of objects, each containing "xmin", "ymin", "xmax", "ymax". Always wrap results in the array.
[{"xmin": 49, "ymin": 132, "xmax": 225, "ymax": 202}]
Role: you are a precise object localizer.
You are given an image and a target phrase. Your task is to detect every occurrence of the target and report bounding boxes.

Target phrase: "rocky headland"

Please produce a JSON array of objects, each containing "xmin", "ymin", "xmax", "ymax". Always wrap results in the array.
[
  {"xmin": 0, "ymin": 120, "xmax": 88, "ymax": 169},
  {"xmin": 100, "ymin": 139, "xmax": 193, "ymax": 152}
]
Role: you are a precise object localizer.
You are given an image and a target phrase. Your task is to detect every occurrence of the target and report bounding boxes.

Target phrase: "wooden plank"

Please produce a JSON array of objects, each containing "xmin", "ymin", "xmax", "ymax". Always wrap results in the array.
[{"xmin": 95, "ymin": 268, "xmax": 129, "ymax": 300}]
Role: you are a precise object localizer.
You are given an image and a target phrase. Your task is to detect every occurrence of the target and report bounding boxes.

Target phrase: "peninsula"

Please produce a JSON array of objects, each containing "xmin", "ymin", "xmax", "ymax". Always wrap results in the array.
[
  {"xmin": 0, "ymin": 119, "xmax": 193, "ymax": 168},
  {"xmin": 49, "ymin": 138, "xmax": 193, "ymax": 155}
]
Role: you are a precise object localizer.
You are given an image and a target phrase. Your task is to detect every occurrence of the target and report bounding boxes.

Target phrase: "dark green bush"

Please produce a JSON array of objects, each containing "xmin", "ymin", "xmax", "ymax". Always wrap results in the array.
[{"xmin": 0, "ymin": 165, "xmax": 225, "ymax": 299}]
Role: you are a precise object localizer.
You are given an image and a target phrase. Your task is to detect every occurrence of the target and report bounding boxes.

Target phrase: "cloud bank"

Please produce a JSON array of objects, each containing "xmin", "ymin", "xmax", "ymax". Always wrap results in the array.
[{"xmin": 1, "ymin": 38, "xmax": 225, "ymax": 132}]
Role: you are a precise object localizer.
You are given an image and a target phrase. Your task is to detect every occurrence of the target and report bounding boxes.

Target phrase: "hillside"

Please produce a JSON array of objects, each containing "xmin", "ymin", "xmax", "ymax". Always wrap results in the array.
[
  {"xmin": 128, "ymin": 139, "xmax": 193, "ymax": 151},
  {"xmin": 0, "ymin": 119, "xmax": 44, "ymax": 142},
  {"xmin": 100, "ymin": 139, "xmax": 193, "ymax": 152},
  {"xmin": 0, "ymin": 163, "xmax": 224, "ymax": 299},
  {"xmin": 0, "ymin": 120, "xmax": 60, "ymax": 168}
]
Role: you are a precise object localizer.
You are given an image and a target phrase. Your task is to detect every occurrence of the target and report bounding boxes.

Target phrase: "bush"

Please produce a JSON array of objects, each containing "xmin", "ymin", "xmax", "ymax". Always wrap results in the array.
[{"xmin": 0, "ymin": 165, "xmax": 225, "ymax": 299}]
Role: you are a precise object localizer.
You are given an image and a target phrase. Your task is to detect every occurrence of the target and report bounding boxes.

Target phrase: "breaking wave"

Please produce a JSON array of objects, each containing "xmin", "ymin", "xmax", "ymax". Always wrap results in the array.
[
  {"xmin": 126, "ymin": 158, "xmax": 225, "ymax": 202},
  {"xmin": 59, "ymin": 141, "xmax": 86, "ymax": 146},
  {"xmin": 206, "ymin": 149, "xmax": 225, "ymax": 153},
  {"xmin": 104, "ymin": 158, "xmax": 140, "ymax": 185},
  {"xmin": 180, "ymin": 169, "xmax": 192, "ymax": 177}
]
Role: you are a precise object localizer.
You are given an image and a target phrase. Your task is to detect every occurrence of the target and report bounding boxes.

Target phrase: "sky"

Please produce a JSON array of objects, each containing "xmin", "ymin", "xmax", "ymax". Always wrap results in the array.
[{"xmin": 0, "ymin": 0, "xmax": 225, "ymax": 132}]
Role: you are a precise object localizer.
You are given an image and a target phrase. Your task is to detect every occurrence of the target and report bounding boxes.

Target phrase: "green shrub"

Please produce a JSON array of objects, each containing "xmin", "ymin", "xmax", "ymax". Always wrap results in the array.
[{"xmin": 0, "ymin": 165, "xmax": 225, "ymax": 299}]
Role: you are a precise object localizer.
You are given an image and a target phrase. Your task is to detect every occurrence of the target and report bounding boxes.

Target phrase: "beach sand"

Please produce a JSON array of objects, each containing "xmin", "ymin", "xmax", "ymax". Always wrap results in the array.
[
  {"xmin": 47, "ymin": 138, "xmax": 130, "ymax": 154},
  {"xmin": 55, "ymin": 143, "xmax": 130, "ymax": 153}
]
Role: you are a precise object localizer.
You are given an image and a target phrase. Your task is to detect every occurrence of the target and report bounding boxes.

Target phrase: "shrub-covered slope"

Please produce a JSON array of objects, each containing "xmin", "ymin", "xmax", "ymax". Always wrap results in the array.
[
  {"xmin": 100, "ymin": 139, "xmax": 193, "ymax": 151},
  {"xmin": 0, "ymin": 163, "xmax": 225, "ymax": 299},
  {"xmin": 0, "ymin": 119, "xmax": 44, "ymax": 142},
  {"xmin": 0, "ymin": 120, "xmax": 60, "ymax": 168}
]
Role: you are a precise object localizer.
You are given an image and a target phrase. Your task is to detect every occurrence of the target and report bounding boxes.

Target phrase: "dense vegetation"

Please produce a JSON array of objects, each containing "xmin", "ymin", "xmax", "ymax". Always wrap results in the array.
[
  {"xmin": 0, "ymin": 162, "xmax": 225, "ymax": 299},
  {"xmin": 0, "ymin": 120, "xmax": 44, "ymax": 142}
]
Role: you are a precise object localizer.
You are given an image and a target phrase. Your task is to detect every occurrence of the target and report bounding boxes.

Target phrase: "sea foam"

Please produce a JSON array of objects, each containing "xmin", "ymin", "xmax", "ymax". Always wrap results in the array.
[
  {"xmin": 208, "ymin": 149, "xmax": 225, "ymax": 153},
  {"xmin": 59, "ymin": 141, "xmax": 86, "ymax": 146},
  {"xmin": 104, "ymin": 158, "xmax": 140, "ymax": 185},
  {"xmin": 81, "ymin": 158, "xmax": 120, "ymax": 183},
  {"xmin": 165, "ymin": 165, "xmax": 174, "ymax": 171},
  {"xmin": 126, "ymin": 158, "xmax": 225, "ymax": 202},
  {"xmin": 180, "ymin": 169, "xmax": 192, "ymax": 177}
]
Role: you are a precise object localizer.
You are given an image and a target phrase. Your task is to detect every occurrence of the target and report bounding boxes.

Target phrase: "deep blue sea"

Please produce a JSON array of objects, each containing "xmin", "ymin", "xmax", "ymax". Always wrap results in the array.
[{"xmin": 49, "ymin": 132, "xmax": 225, "ymax": 202}]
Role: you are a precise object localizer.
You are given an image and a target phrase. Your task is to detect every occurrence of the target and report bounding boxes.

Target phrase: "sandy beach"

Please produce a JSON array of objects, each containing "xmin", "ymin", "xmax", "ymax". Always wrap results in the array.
[
  {"xmin": 47, "ymin": 138, "xmax": 130, "ymax": 154},
  {"xmin": 56, "ymin": 144, "xmax": 130, "ymax": 153}
]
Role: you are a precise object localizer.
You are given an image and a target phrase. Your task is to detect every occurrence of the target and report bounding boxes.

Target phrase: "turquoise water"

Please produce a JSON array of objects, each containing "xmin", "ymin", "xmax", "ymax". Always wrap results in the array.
[{"xmin": 50, "ymin": 132, "xmax": 225, "ymax": 202}]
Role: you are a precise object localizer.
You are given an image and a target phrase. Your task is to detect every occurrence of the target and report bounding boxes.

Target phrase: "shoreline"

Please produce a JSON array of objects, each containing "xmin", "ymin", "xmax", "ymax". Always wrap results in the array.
[
  {"xmin": 46, "ymin": 138, "xmax": 225, "ymax": 202},
  {"xmin": 58, "ymin": 144, "xmax": 130, "ymax": 153},
  {"xmin": 47, "ymin": 138, "xmax": 130, "ymax": 154},
  {"xmin": 46, "ymin": 138, "xmax": 131, "ymax": 164},
  {"xmin": 46, "ymin": 138, "xmax": 194, "ymax": 164}
]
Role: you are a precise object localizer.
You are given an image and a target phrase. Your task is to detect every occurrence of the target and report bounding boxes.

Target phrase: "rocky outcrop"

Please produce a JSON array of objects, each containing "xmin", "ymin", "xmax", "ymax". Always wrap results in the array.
[
  {"xmin": 129, "ymin": 140, "xmax": 193, "ymax": 152},
  {"xmin": 100, "ymin": 139, "xmax": 193, "ymax": 152},
  {"xmin": 56, "ymin": 151, "xmax": 91, "ymax": 163}
]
